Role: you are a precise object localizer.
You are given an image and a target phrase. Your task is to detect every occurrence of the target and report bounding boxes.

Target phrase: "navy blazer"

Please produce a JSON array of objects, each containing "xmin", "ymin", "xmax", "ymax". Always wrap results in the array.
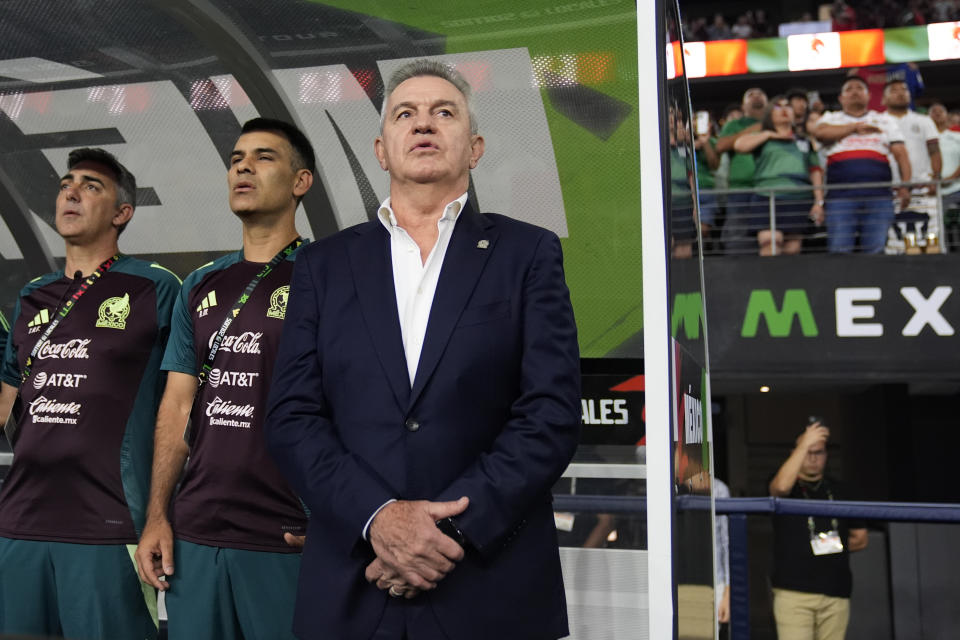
[{"xmin": 266, "ymin": 203, "xmax": 581, "ymax": 640}]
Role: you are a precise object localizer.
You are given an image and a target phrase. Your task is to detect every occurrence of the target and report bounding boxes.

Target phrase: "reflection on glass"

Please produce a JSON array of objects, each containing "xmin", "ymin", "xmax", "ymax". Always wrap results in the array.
[
  {"xmin": 556, "ymin": 443, "xmax": 647, "ymax": 551},
  {"xmin": 0, "ymin": 1, "xmax": 652, "ymax": 636},
  {"xmin": 665, "ymin": 0, "xmax": 717, "ymax": 638},
  {"xmin": 556, "ymin": 359, "xmax": 647, "ymax": 637}
]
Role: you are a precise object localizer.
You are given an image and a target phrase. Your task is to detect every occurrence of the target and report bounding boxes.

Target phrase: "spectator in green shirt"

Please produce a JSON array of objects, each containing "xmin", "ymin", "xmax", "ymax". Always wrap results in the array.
[
  {"xmin": 734, "ymin": 97, "xmax": 825, "ymax": 255},
  {"xmin": 694, "ymin": 113, "xmax": 720, "ymax": 245},
  {"xmin": 716, "ymin": 87, "xmax": 767, "ymax": 254}
]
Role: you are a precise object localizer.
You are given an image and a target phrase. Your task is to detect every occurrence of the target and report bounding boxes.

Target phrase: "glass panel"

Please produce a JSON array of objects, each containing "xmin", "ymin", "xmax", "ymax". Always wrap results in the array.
[
  {"xmin": 0, "ymin": 1, "xmax": 651, "ymax": 637},
  {"xmin": 664, "ymin": 0, "xmax": 717, "ymax": 637},
  {"xmin": 559, "ymin": 512, "xmax": 648, "ymax": 639}
]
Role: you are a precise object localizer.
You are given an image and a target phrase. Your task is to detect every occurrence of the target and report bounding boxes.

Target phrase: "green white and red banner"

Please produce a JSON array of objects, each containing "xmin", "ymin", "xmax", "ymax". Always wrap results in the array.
[{"xmin": 676, "ymin": 22, "xmax": 960, "ymax": 78}]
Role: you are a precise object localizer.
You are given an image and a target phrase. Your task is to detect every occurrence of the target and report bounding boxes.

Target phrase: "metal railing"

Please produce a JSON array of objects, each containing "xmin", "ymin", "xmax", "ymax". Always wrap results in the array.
[
  {"xmin": 553, "ymin": 493, "xmax": 960, "ymax": 522},
  {"xmin": 553, "ymin": 492, "xmax": 960, "ymax": 640},
  {"xmin": 693, "ymin": 179, "xmax": 960, "ymax": 256}
]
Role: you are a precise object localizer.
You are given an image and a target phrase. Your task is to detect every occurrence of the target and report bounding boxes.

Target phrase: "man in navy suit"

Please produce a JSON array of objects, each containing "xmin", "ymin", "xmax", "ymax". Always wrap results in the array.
[{"xmin": 266, "ymin": 58, "xmax": 581, "ymax": 640}]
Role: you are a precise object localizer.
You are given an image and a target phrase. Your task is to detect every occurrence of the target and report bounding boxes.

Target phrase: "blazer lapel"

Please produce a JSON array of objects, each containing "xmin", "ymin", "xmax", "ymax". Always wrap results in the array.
[
  {"xmin": 347, "ymin": 223, "xmax": 410, "ymax": 410},
  {"xmin": 408, "ymin": 203, "xmax": 498, "ymax": 410}
]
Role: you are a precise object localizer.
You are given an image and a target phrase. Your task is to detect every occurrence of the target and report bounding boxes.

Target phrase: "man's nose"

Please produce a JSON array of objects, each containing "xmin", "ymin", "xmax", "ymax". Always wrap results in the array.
[
  {"xmin": 413, "ymin": 111, "xmax": 434, "ymax": 134},
  {"xmin": 62, "ymin": 184, "xmax": 80, "ymax": 201},
  {"xmin": 234, "ymin": 156, "xmax": 253, "ymax": 173}
]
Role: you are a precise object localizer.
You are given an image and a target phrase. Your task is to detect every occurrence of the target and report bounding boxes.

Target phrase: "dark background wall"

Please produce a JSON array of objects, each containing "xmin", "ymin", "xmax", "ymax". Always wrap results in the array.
[{"xmin": 713, "ymin": 384, "xmax": 960, "ymax": 639}]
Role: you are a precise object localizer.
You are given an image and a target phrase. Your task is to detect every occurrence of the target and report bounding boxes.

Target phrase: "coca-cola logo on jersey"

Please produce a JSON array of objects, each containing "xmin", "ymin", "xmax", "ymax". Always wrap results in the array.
[
  {"xmin": 208, "ymin": 331, "xmax": 263, "ymax": 355},
  {"xmin": 35, "ymin": 338, "xmax": 91, "ymax": 360}
]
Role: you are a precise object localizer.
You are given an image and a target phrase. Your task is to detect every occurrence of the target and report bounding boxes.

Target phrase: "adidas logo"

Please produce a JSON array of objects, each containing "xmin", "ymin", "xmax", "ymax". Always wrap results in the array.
[
  {"xmin": 27, "ymin": 309, "xmax": 50, "ymax": 334},
  {"xmin": 196, "ymin": 291, "xmax": 217, "ymax": 318}
]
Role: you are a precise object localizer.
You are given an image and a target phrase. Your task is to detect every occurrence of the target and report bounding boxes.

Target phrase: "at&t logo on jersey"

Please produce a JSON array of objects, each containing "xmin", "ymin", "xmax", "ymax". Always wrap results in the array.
[
  {"xmin": 208, "ymin": 331, "xmax": 262, "ymax": 354},
  {"xmin": 96, "ymin": 293, "xmax": 131, "ymax": 330},
  {"xmin": 207, "ymin": 368, "xmax": 261, "ymax": 388},
  {"xmin": 36, "ymin": 338, "xmax": 91, "ymax": 360},
  {"xmin": 32, "ymin": 371, "xmax": 88, "ymax": 390},
  {"xmin": 267, "ymin": 285, "xmax": 289, "ymax": 320}
]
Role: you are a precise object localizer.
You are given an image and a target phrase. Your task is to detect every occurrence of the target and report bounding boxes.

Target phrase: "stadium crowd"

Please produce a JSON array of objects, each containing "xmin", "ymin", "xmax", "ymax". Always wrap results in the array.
[
  {"xmin": 683, "ymin": 0, "xmax": 960, "ymax": 42},
  {"xmin": 686, "ymin": 67, "xmax": 960, "ymax": 256}
]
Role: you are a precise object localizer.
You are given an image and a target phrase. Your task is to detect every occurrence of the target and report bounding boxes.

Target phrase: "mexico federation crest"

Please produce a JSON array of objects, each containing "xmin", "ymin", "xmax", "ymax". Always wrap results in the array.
[
  {"xmin": 96, "ymin": 293, "xmax": 130, "ymax": 330},
  {"xmin": 267, "ymin": 285, "xmax": 289, "ymax": 320}
]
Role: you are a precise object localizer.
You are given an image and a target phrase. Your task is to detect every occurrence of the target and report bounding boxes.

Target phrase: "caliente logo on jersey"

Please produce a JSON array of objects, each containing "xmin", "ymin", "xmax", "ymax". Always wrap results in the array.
[{"xmin": 28, "ymin": 395, "xmax": 82, "ymax": 425}]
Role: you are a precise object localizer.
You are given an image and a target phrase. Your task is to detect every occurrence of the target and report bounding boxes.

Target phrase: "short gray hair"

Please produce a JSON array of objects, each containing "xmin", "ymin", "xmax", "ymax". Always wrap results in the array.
[
  {"xmin": 379, "ymin": 59, "xmax": 478, "ymax": 135},
  {"xmin": 67, "ymin": 147, "xmax": 137, "ymax": 236}
]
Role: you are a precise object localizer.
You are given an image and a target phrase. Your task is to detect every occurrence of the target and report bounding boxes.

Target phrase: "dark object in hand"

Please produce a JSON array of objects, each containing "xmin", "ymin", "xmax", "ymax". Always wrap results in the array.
[{"xmin": 436, "ymin": 517, "xmax": 468, "ymax": 549}]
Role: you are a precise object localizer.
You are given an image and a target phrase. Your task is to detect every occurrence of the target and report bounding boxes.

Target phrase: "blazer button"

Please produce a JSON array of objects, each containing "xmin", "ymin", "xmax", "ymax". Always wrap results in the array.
[{"xmin": 405, "ymin": 419, "xmax": 420, "ymax": 432}]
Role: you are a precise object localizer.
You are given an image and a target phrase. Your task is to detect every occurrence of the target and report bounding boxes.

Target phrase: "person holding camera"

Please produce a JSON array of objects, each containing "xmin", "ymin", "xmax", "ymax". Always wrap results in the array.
[{"xmin": 768, "ymin": 419, "xmax": 868, "ymax": 640}]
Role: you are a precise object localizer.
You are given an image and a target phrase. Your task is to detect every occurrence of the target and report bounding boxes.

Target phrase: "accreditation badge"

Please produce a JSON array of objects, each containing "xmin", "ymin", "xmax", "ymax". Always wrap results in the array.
[{"xmin": 810, "ymin": 530, "xmax": 844, "ymax": 555}]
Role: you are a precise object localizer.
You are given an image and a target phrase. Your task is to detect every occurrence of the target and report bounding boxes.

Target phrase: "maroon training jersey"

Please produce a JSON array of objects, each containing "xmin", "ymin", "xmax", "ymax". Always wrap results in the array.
[
  {"xmin": 161, "ymin": 249, "xmax": 307, "ymax": 552},
  {"xmin": 0, "ymin": 257, "xmax": 180, "ymax": 543}
]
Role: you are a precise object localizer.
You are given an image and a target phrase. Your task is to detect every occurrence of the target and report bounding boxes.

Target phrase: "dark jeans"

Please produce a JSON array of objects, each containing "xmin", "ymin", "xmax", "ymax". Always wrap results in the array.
[{"xmin": 825, "ymin": 190, "xmax": 894, "ymax": 253}]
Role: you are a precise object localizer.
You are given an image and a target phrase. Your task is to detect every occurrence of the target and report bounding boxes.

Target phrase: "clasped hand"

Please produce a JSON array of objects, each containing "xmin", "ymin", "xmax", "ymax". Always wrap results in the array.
[{"xmin": 365, "ymin": 496, "xmax": 469, "ymax": 599}]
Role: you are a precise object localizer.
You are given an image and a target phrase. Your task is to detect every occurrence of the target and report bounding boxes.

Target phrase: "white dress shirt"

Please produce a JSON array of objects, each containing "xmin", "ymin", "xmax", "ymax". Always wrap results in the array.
[
  {"xmin": 362, "ymin": 192, "xmax": 468, "ymax": 539},
  {"xmin": 378, "ymin": 192, "xmax": 468, "ymax": 385}
]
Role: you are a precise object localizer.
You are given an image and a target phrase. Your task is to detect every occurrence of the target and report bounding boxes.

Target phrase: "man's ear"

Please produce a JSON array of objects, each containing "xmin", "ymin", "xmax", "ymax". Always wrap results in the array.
[
  {"xmin": 375, "ymin": 137, "xmax": 388, "ymax": 171},
  {"xmin": 293, "ymin": 169, "xmax": 314, "ymax": 198},
  {"xmin": 468, "ymin": 135, "xmax": 485, "ymax": 169},
  {"xmin": 113, "ymin": 203, "xmax": 134, "ymax": 229}
]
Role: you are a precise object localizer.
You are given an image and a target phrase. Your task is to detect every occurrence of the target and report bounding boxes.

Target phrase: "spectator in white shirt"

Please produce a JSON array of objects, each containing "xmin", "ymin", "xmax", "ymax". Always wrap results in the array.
[
  {"xmin": 812, "ymin": 76, "xmax": 912, "ymax": 252},
  {"xmin": 882, "ymin": 80, "xmax": 941, "ymax": 194},
  {"xmin": 731, "ymin": 15, "xmax": 753, "ymax": 39},
  {"xmin": 929, "ymin": 102, "xmax": 951, "ymax": 134},
  {"xmin": 929, "ymin": 102, "xmax": 960, "ymax": 212}
]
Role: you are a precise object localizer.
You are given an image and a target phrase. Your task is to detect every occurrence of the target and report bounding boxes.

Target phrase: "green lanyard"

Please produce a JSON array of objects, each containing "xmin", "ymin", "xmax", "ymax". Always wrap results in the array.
[
  {"xmin": 20, "ymin": 254, "xmax": 120, "ymax": 384},
  {"xmin": 196, "ymin": 237, "xmax": 302, "ymax": 391}
]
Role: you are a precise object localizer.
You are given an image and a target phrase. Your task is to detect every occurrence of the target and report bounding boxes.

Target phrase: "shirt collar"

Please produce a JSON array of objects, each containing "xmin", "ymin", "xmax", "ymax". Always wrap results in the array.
[{"xmin": 377, "ymin": 192, "xmax": 469, "ymax": 232}]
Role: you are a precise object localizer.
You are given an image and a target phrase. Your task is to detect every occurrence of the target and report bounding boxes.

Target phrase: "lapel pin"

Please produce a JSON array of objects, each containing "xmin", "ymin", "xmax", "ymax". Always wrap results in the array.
[{"xmin": 477, "ymin": 239, "xmax": 490, "ymax": 249}]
